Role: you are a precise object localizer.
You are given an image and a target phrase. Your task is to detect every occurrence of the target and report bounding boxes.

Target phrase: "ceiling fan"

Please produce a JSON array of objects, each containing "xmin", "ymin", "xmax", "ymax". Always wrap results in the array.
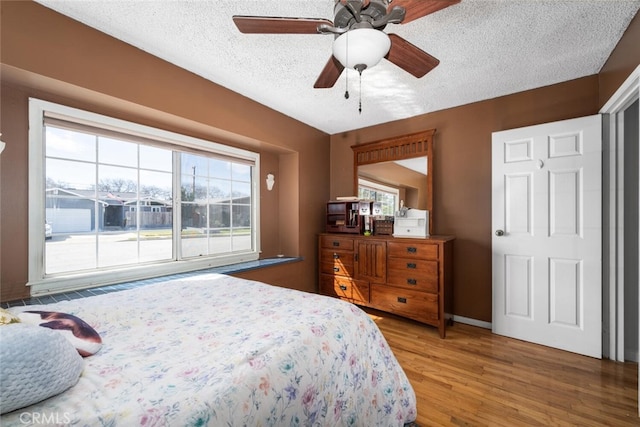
[{"xmin": 233, "ymin": 0, "xmax": 460, "ymax": 89}]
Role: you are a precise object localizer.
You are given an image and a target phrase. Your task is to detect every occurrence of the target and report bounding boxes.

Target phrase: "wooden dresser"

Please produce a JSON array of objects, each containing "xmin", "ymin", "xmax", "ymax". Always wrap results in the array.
[{"xmin": 319, "ymin": 233, "xmax": 454, "ymax": 338}]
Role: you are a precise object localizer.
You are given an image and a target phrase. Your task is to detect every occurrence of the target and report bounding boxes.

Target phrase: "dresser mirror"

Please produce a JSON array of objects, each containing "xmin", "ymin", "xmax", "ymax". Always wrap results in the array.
[{"xmin": 352, "ymin": 129, "xmax": 434, "ymax": 235}]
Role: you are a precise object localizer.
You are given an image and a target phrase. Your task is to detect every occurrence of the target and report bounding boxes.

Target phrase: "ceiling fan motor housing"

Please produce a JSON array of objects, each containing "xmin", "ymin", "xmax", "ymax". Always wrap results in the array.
[
  {"xmin": 333, "ymin": 0, "xmax": 389, "ymax": 30},
  {"xmin": 231, "ymin": 0, "xmax": 457, "ymax": 88}
]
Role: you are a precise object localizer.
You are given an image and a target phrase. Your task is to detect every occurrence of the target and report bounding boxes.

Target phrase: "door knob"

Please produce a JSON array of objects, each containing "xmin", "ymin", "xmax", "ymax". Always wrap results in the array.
[{"xmin": 495, "ymin": 229, "xmax": 505, "ymax": 236}]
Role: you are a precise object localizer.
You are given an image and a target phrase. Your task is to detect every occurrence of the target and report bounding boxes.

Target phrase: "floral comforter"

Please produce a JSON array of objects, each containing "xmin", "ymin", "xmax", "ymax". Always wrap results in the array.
[{"xmin": 2, "ymin": 273, "xmax": 416, "ymax": 426}]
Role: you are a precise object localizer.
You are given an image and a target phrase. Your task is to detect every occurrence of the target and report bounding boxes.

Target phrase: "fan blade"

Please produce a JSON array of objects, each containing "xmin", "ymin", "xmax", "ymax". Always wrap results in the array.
[
  {"xmin": 386, "ymin": 34, "xmax": 439, "ymax": 78},
  {"xmin": 233, "ymin": 16, "xmax": 333, "ymax": 34},
  {"xmin": 388, "ymin": 0, "xmax": 460, "ymax": 24},
  {"xmin": 314, "ymin": 56, "xmax": 345, "ymax": 88}
]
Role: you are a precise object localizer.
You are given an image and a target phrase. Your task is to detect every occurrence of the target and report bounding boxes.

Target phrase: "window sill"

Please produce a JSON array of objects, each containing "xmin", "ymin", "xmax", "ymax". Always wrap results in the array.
[
  {"xmin": 3, "ymin": 257, "xmax": 303, "ymax": 308},
  {"xmin": 213, "ymin": 256, "xmax": 303, "ymax": 274}
]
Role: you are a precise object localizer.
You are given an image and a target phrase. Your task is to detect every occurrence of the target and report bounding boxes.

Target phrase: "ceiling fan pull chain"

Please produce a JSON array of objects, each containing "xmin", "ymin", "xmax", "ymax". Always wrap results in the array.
[
  {"xmin": 344, "ymin": 31, "xmax": 350, "ymax": 99},
  {"xmin": 358, "ymin": 70, "xmax": 362, "ymax": 114}
]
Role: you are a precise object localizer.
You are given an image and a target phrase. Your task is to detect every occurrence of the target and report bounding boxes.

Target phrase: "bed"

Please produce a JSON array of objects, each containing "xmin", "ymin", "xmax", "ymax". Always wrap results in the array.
[{"xmin": 0, "ymin": 273, "xmax": 417, "ymax": 426}]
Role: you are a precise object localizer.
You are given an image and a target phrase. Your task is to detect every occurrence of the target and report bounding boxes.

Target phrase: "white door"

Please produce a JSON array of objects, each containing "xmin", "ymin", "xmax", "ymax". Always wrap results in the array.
[{"xmin": 492, "ymin": 115, "xmax": 602, "ymax": 358}]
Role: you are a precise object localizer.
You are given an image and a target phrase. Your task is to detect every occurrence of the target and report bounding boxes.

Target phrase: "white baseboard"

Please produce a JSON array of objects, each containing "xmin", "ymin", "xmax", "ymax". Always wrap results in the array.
[{"xmin": 452, "ymin": 315, "xmax": 492, "ymax": 330}]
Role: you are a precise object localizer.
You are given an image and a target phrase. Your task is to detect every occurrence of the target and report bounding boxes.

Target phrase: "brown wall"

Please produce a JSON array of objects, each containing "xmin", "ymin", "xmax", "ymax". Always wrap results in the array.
[
  {"xmin": 0, "ymin": 1, "xmax": 330, "ymax": 301},
  {"xmin": 331, "ymin": 14, "xmax": 640, "ymax": 323},
  {"xmin": 599, "ymin": 10, "xmax": 640, "ymax": 106},
  {"xmin": 1, "ymin": 1, "xmax": 638, "ymax": 324}
]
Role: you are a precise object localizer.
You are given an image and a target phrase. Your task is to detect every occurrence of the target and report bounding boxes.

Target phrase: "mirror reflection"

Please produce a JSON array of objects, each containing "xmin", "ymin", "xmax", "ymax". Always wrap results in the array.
[{"xmin": 357, "ymin": 156, "xmax": 428, "ymax": 214}]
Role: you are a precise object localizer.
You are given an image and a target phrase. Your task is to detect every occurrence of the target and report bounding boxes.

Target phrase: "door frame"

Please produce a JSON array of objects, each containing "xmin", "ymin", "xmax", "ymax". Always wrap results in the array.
[
  {"xmin": 600, "ymin": 65, "xmax": 640, "ymax": 416},
  {"xmin": 600, "ymin": 64, "xmax": 640, "ymax": 364}
]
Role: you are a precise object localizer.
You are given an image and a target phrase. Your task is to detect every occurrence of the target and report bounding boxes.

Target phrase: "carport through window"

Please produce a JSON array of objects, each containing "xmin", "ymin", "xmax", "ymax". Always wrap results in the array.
[{"xmin": 29, "ymin": 99, "xmax": 259, "ymax": 293}]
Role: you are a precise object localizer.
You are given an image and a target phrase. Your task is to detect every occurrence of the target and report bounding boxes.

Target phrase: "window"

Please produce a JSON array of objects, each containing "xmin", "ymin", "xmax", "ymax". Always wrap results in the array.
[
  {"xmin": 358, "ymin": 178, "xmax": 399, "ymax": 216},
  {"xmin": 179, "ymin": 154, "xmax": 253, "ymax": 258},
  {"xmin": 29, "ymin": 99, "xmax": 260, "ymax": 294}
]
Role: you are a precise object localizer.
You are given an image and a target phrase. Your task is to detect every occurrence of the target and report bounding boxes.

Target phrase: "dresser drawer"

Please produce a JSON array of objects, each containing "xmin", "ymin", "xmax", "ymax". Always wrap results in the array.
[
  {"xmin": 320, "ymin": 249, "xmax": 354, "ymax": 277},
  {"xmin": 370, "ymin": 285, "xmax": 439, "ymax": 324},
  {"xmin": 320, "ymin": 260, "xmax": 354, "ymax": 277},
  {"xmin": 388, "ymin": 241, "xmax": 438, "ymax": 260},
  {"xmin": 387, "ymin": 259, "xmax": 438, "ymax": 293},
  {"xmin": 320, "ymin": 274, "xmax": 370, "ymax": 305},
  {"xmin": 320, "ymin": 235, "xmax": 354, "ymax": 251}
]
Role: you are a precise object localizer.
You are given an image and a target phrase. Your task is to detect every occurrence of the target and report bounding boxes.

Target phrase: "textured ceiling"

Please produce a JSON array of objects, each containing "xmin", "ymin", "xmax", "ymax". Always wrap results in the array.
[{"xmin": 35, "ymin": 0, "xmax": 640, "ymax": 135}]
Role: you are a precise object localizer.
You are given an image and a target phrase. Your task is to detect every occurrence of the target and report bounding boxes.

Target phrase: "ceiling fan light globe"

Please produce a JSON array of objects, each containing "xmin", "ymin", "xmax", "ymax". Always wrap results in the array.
[{"xmin": 332, "ymin": 28, "xmax": 391, "ymax": 71}]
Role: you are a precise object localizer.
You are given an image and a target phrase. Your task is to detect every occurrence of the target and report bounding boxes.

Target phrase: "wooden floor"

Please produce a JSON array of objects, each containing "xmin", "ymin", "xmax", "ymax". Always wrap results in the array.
[{"xmin": 367, "ymin": 309, "xmax": 639, "ymax": 427}]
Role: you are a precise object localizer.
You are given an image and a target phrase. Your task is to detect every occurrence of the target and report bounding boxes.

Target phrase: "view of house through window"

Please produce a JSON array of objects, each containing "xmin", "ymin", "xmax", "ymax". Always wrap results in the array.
[
  {"xmin": 45, "ymin": 126, "xmax": 175, "ymax": 274},
  {"xmin": 31, "ymin": 98, "xmax": 259, "ymax": 290},
  {"xmin": 180, "ymin": 154, "xmax": 252, "ymax": 258}
]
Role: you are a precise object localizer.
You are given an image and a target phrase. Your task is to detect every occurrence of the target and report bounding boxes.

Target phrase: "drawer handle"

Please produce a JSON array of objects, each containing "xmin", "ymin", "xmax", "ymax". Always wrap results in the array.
[
  {"xmin": 332, "ymin": 241, "xmax": 340, "ymax": 247},
  {"xmin": 407, "ymin": 262, "xmax": 416, "ymax": 269},
  {"xmin": 397, "ymin": 297, "xmax": 407, "ymax": 304},
  {"xmin": 407, "ymin": 247, "xmax": 417, "ymax": 253},
  {"xmin": 339, "ymin": 285, "xmax": 348, "ymax": 291},
  {"xmin": 333, "ymin": 253, "xmax": 340, "ymax": 259},
  {"xmin": 407, "ymin": 278, "xmax": 417, "ymax": 285},
  {"xmin": 334, "ymin": 267, "xmax": 340, "ymax": 272}
]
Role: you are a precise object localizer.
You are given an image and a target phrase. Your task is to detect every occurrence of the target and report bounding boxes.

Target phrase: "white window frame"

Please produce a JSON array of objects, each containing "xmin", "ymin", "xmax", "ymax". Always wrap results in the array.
[
  {"xmin": 358, "ymin": 177, "xmax": 400, "ymax": 214},
  {"xmin": 28, "ymin": 98, "xmax": 260, "ymax": 296}
]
